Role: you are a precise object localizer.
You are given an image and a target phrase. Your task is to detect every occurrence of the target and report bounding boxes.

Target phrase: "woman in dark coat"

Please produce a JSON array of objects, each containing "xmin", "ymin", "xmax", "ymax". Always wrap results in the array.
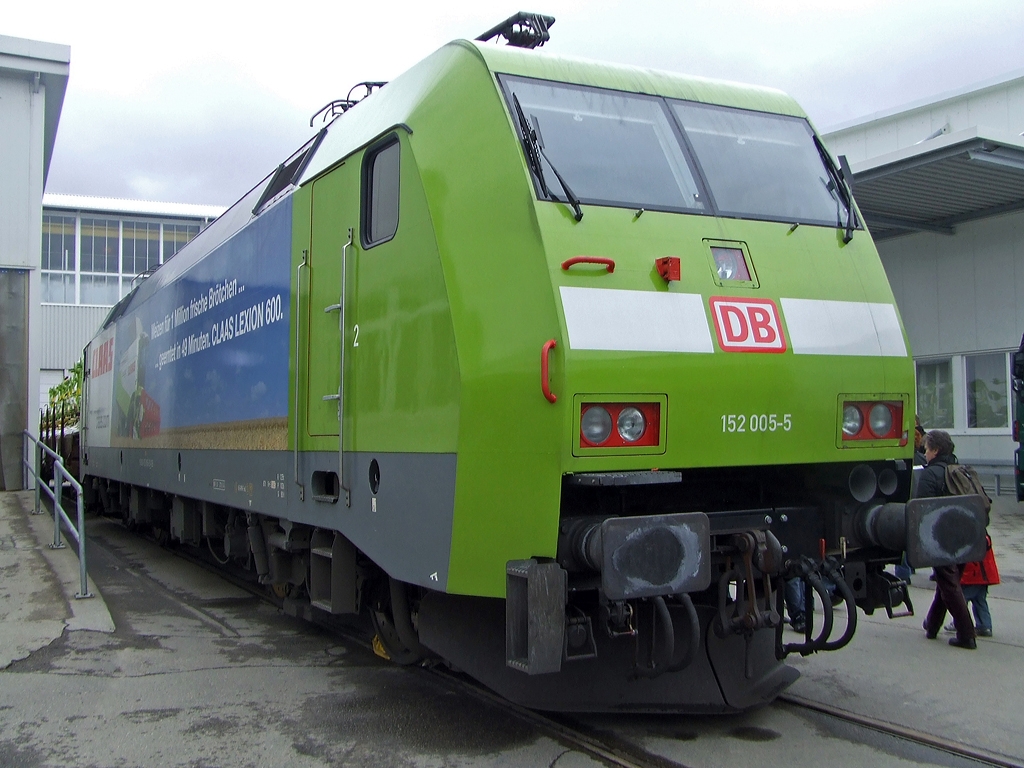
[{"xmin": 917, "ymin": 430, "xmax": 977, "ymax": 649}]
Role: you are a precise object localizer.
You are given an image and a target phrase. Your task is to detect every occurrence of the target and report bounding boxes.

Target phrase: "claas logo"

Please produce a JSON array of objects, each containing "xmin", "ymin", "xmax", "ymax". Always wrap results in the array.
[
  {"xmin": 709, "ymin": 297, "xmax": 787, "ymax": 353},
  {"xmin": 91, "ymin": 338, "xmax": 115, "ymax": 376}
]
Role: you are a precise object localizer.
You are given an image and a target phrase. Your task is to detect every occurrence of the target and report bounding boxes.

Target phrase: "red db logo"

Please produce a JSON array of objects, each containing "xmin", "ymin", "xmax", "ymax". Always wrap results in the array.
[{"xmin": 709, "ymin": 297, "xmax": 787, "ymax": 353}]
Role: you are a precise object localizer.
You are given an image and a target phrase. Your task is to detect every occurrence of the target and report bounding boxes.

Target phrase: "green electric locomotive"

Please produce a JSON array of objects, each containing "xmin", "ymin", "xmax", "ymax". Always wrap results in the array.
[{"xmin": 81, "ymin": 14, "xmax": 987, "ymax": 712}]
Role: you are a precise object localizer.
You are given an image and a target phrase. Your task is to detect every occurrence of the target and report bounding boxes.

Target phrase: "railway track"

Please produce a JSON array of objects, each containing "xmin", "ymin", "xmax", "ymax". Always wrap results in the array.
[
  {"xmin": 95, "ymin": 517, "xmax": 1021, "ymax": 768},
  {"xmin": 147, "ymin": 524, "xmax": 689, "ymax": 767},
  {"xmin": 777, "ymin": 694, "xmax": 1024, "ymax": 768}
]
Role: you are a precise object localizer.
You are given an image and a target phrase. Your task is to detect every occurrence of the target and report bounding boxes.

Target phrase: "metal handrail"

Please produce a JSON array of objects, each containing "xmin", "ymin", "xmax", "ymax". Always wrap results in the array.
[{"xmin": 21, "ymin": 430, "xmax": 92, "ymax": 599}]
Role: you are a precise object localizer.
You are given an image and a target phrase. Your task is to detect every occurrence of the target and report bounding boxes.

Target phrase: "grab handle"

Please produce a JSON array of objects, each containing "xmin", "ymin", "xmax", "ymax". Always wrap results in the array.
[
  {"xmin": 561, "ymin": 256, "xmax": 614, "ymax": 273},
  {"xmin": 541, "ymin": 339, "xmax": 557, "ymax": 404}
]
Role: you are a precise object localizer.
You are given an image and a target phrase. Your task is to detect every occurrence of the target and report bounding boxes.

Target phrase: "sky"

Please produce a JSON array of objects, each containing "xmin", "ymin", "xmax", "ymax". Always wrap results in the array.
[{"xmin": 6, "ymin": 0, "xmax": 1023, "ymax": 207}]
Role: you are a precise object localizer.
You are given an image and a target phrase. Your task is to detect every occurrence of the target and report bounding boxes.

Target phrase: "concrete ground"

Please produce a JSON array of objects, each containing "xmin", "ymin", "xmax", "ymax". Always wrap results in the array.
[
  {"xmin": 1, "ymin": 488, "xmax": 1022, "ymax": 767},
  {"xmin": 0, "ymin": 492, "xmax": 599, "ymax": 768},
  {"xmin": 784, "ymin": 493, "xmax": 1024, "ymax": 762},
  {"xmin": 0, "ymin": 491, "xmax": 113, "ymax": 670}
]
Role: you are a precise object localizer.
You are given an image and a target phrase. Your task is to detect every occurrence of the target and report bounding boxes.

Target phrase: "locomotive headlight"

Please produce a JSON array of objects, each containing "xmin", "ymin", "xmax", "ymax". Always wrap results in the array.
[
  {"xmin": 581, "ymin": 406, "xmax": 613, "ymax": 444},
  {"xmin": 842, "ymin": 405, "xmax": 863, "ymax": 436},
  {"xmin": 576, "ymin": 401, "xmax": 662, "ymax": 452},
  {"xmin": 617, "ymin": 406, "xmax": 646, "ymax": 442},
  {"xmin": 711, "ymin": 247, "xmax": 751, "ymax": 282},
  {"xmin": 868, "ymin": 403, "xmax": 893, "ymax": 437},
  {"xmin": 840, "ymin": 399, "xmax": 904, "ymax": 444}
]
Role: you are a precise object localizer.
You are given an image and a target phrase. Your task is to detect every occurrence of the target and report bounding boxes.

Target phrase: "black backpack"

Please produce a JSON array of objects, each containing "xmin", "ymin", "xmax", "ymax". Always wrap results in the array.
[{"xmin": 945, "ymin": 463, "xmax": 993, "ymax": 520}]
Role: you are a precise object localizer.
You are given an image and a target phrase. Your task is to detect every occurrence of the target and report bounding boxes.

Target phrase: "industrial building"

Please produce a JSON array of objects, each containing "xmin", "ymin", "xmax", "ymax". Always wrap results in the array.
[
  {"xmin": 38, "ymin": 194, "xmax": 222, "ymax": 407},
  {"xmin": 823, "ymin": 70, "xmax": 1024, "ymax": 481},
  {"xmin": 0, "ymin": 34, "xmax": 69, "ymax": 490}
]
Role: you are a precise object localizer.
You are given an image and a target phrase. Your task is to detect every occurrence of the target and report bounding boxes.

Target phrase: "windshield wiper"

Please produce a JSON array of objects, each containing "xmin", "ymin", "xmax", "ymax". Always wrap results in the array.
[
  {"xmin": 512, "ymin": 94, "xmax": 583, "ymax": 222},
  {"xmin": 813, "ymin": 135, "xmax": 855, "ymax": 243}
]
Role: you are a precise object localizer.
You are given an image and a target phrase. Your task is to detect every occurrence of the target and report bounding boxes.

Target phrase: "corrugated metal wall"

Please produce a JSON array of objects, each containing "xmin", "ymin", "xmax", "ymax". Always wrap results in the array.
[
  {"xmin": 40, "ymin": 304, "xmax": 109, "ymax": 369},
  {"xmin": 878, "ymin": 210, "xmax": 1024, "ymax": 358},
  {"xmin": 877, "ymin": 210, "xmax": 1024, "ymax": 463}
]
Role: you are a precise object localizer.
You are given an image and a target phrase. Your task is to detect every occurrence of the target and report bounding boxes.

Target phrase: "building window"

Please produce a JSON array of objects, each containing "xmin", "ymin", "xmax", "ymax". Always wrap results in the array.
[
  {"xmin": 916, "ymin": 359, "xmax": 954, "ymax": 429},
  {"xmin": 43, "ymin": 212, "xmax": 206, "ymax": 307},
  {"xmin": 80, "ymin": 274, "xmax": 120, "ymax": 306},
  {"xmin": 966, "ymin": 352, "xmax": 1008, "ymax": 429},
  {"xmin": 164, "ymin": 223, "xmax": 199, "ymax": 259},
  {"xmin": 80, "ymin": 218, "xmax": 119, "ymax": 273},
  {"xmin": 122, "ymin": 221, "xmax": 161, "ymax": 277},
  {"xmin": 42, "ymin": 273, "xmax": 75, "ymax": 304},
  {"xmin": 41, "ymin": 215, "xmax": 76, "ymax": 304},
  {"xmin": 42, "ymin": 215, "xmax": 75, "ymax": 271}
]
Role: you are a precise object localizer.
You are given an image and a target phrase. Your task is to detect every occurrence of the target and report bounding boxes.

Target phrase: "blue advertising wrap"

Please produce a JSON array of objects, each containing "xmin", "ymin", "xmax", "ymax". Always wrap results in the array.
[{"xmin": 112, "ymin": 200, "xmax": 292, "ymax": 444}]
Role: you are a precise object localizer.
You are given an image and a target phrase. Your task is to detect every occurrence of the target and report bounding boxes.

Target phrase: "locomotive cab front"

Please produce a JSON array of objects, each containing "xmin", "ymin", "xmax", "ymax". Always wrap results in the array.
[{"xmin": 418, "ymin": 42, "xmax": 988, "ymax": 711}]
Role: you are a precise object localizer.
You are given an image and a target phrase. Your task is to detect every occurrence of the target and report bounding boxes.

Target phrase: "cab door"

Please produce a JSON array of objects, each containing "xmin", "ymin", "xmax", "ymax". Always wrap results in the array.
[{"xmin": 306, "ymin": 161, "xmax": 360, "ymax": 440}]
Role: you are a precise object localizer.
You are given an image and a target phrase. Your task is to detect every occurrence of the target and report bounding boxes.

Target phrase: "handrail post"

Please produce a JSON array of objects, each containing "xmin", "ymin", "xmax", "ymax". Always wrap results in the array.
[
  {"xmin": 34, "ymin": 441, "xmax": 42, "ymax": 515},
  {"xmin": 51, "ymin": 473, "xmax": 65, "ymax": 549},
  {"xmin": 75, "ymin": 479, "xmax": 91, "ymax": 598},
  {"xmin": 24, "ymin": 429, "xmax": 91, "ymax": 596}
]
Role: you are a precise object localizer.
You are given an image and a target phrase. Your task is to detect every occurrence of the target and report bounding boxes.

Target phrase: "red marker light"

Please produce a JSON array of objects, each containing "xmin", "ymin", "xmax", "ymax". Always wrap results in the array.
[{"xmin": 656, "ymin": 257, "xmax": 681, "ymax": 282}]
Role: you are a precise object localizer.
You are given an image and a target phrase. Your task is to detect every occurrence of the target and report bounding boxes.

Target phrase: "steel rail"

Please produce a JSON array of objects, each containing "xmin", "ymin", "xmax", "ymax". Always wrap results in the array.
[
  {"xmin": 142, "ymin": 529, "xmax": 673, "ymax": 768},
  {"xmin": 779, "ymin": 693, "xmax": 1023, "ymax": 768},
  {"xmin": 100, "ymin": 518, "xmax": 1020, "ymax": 767},
  {"xmin": 425, "ymin": 667, "xmax": 675, "ymax": 768}
]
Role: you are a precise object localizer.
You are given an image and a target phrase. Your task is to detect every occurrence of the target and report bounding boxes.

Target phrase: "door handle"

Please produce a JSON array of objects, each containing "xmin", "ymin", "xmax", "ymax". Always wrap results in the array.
[
  {"xmin": 541, "ymin": 339, "xmax": 557, "ymax": 404},
  {"xmin": 561, "ymin": 256, "xmax": 615, "ymax": 273}
]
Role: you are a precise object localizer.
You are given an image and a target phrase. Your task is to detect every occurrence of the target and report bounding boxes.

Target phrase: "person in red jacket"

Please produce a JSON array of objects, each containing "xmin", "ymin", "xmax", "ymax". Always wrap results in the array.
[{"xmin": 946, "ymin": 535, "xmax": 999, "ymax": 637}]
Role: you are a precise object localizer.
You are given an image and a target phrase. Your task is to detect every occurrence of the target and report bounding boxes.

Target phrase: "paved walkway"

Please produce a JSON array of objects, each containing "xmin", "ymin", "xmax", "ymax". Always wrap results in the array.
[
  {"xmin": 788, "ymin": 493, "xmax": 1024, "ymax": 762},
  {"xmin": 1, "ymin": 489, "xmax": 1022, "ymax": 765},
  {"xmin": 0, "ymin": 491, "xmax": 113, "ymax": 669}
]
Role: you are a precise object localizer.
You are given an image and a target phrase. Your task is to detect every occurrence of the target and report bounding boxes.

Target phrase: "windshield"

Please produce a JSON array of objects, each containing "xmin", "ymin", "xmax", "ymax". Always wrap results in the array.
[
  {"xmin": 669, "ymin": 101, "xmax": 848, "ymax": 226},
  {"xmin": 499, "ymin": 75, "xmax": 851, "ymax": 228},
  {"xmin": 500, "ymin": 76, "xmax": 706, "ymax": 213}
]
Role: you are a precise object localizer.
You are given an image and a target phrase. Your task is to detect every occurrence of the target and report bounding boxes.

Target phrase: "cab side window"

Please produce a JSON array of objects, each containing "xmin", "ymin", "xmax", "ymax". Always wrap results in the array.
[{"xmin": 363, "ymin": 139, "xmax": 400, "ymax": 247}]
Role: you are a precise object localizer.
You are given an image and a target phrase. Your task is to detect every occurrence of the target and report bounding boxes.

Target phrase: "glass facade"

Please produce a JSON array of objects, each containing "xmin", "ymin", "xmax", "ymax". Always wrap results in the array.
[
  {"xmin": 41, "ymin": 215, "xmax": 76, "ymax": 303},
  {"xmin": 164, "ymin": 223, "xmax": 200, "ymax": 259},
  {"xmin": 80, "ymin": 218, "xmax": 119, "ymax": 273},
  {"xmin": 966, "ymin": 353, "xmax": 1008, "ymax": 428},
  {"xmin": 916, "ymin": 353, "xmax": 1011, "ymax": 433},
  {"xmin": 41, "ymin": 211, "xmax": 209, "ymax": 306},
  {"xmin": 916, "ymin": 359, "xmax": 954, "ymax": 429},
  {"xmin": 122, "ymin": 221, "xmax": 161, "ymax": 276}
]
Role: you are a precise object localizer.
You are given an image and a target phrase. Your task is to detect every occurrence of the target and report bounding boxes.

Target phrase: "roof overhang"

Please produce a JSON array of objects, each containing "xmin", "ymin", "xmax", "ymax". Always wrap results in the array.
[
  {"xmin": 846, "ymin": 127, "xmax": 1024, "ymax": 240},
  {"xmin": 42, "ymin": 193, "xmax": 226, "ymax": 221},
  {"xmin": 0, "ymin": 35, "xmax": 71, "ymax": 186}
]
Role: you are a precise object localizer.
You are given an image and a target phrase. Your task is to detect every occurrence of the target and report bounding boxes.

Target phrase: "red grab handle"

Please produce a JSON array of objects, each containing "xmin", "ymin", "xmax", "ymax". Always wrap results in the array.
[
  {"xmin": 541, "ymin": 339, "xmax": 557, "ymax": 404},
  {"xmin": 561, "ymin": 256, "xmax": 615, "ymax": 273}
]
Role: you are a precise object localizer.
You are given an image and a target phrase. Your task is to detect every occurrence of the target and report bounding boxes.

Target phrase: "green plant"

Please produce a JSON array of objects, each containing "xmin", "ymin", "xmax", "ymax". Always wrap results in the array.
[{"xmin": 47, "ymin": 360, "xmax": 83, "ymax": 428}]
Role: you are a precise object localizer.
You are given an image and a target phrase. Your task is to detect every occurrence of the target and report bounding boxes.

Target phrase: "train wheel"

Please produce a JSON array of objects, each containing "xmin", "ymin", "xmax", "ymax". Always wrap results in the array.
[
  {"xmin": 370, "ymin": 608, "xmax": 422, "ymax": 665},
  {"xmin": 270, "ymin": 582, "xmax": 292, "ymax": 599},
  {"xmin": 370, "ymin": 577, "xmax": 425, "ymax": 666}
]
